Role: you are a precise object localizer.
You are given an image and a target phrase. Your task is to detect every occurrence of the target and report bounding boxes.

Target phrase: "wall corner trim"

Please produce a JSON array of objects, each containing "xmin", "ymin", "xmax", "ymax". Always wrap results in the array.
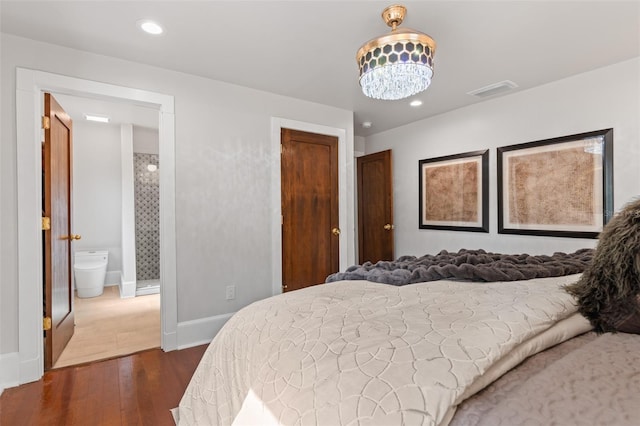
[
  {"xmin": 176, "ymin": 313, "xmax": 235, "ymax": 350},
  {"xmin": 119, "ymin": 275, "xmax": 136, "ymax": 299}
]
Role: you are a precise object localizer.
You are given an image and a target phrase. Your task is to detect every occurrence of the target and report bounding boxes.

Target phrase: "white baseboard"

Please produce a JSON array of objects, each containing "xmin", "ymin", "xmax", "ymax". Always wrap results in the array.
[
  {"xmin": 119, "ymin": 274, "xmax": 136, "ymax": 298},
  {"xmin": 177, "ymin": 312, "xmax": 234, "ymax": 350},
  {"xmin": 105, "ymin": 271, "xmax": 121, "ymax": 286},
  {"xmin": 0, "ymin": 352, "xmax": 20, "ymax": 395},
  {"xmin": 163, "ymin": 329, "xmax": 178, "ymax": 352}
]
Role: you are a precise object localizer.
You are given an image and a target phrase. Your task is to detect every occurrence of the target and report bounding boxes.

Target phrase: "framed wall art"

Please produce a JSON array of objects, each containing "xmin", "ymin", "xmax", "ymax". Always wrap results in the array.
[
  {"xmin": 419, "ymin": 150, "xmax": 489, "ymax": 232},
  {"xmin": 497, "ymin": 128, "xmax": 613, "ymax": 238}
]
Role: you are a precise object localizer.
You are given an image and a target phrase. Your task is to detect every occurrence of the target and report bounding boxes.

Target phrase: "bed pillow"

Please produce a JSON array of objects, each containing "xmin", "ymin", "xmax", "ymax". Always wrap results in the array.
[{"xmin": 565, "ymin": 198, "xmax": 640, "ymax": 334}]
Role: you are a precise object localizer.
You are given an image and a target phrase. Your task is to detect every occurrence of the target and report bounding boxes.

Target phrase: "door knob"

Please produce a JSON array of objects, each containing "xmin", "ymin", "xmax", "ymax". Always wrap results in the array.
[
  {"xmin": 383, "ymin": 224, "xmax": 394, "ymax": 230},
  {"xmin": 331, "ymin": 227, "xmax": 341, "ymax": 236}
]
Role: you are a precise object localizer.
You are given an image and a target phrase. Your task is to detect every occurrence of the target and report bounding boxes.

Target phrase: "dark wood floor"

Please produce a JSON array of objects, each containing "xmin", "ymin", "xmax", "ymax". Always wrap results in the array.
[{"xmin": 0, "ymin": 345, "xmax": 208, "ymax": 426}]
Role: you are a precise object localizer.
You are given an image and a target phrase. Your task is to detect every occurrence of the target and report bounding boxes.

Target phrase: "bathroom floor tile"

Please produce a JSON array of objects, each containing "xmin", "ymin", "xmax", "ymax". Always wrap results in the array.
[{"xmin": 53, "ymin": 286, "xmax": 160, "ymax": 369}]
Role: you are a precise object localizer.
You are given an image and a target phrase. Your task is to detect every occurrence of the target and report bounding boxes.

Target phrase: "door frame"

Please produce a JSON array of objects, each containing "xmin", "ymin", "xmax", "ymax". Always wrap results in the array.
[
  {"xmin": 16, "ymin": 68, "xmax": 177, "ymax": 384},
  {"xmin": 270, "ymin": 118, "xmax": 355, "ymax": 296}
]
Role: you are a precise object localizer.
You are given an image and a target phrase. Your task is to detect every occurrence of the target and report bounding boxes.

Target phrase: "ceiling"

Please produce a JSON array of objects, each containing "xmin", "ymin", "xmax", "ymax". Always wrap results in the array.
[
  {"xmin": 53, "ymin": 93, "xmax": 159, "ymax": 129},
  {"xmin": 2, "ymin": 1, "xmax": 639, "ymax": 136}
]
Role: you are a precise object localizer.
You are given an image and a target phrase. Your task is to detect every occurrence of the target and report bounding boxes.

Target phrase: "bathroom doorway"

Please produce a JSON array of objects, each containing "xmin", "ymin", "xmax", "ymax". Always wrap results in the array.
[
  {"xmin": 47, "ymin": 93, "xmax": 162, "ymax": 368},
  {"xmin": 16, "ymin": 68, "xmax": 177, "ymax": 384}
]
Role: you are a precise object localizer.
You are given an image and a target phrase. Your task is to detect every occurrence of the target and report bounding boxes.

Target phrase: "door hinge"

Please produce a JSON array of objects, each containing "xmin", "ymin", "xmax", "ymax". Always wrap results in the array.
[
  {"xmin": 43, "ymin": 317, "xmax": 52, "ymax": 331},
  {"xmin": 280, "ymin": 143, "xmax": 283, "ymax": 155},
  {"xmin": 42, "ymin": 116, "xmax": 50, "ymax": 130},
  {"xmin": 42, "ymin": 216, "xmax": 51, "ymax": 231}
]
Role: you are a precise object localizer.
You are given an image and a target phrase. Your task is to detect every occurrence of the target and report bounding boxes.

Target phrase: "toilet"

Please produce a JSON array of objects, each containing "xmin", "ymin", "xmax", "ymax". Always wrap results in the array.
[{"xmin": 74, "ymin": 250, "xmax": 109, "ymax": 298}]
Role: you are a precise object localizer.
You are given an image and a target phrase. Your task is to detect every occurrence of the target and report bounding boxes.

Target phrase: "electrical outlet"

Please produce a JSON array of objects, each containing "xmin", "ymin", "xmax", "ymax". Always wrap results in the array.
[{"xmin": 225, "ymin": 285, "xmax": 235, "ymax": 300}]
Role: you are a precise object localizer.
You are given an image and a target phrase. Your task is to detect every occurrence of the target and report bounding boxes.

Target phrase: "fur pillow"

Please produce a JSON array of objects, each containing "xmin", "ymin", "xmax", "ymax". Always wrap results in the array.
[{"xmin": 565, "ymin": 198, "xmax": 640, "ymax": 333}]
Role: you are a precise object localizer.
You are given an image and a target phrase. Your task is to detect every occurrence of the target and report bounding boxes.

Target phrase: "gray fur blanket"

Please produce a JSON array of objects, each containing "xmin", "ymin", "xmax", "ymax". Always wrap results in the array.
[
  {"xmin": 565, "ymin": 198, "xmax": 640, "ymax": 333},
  {"xmin": 326, "ymin": 248, "xmax": 594, "ymax": 285}
]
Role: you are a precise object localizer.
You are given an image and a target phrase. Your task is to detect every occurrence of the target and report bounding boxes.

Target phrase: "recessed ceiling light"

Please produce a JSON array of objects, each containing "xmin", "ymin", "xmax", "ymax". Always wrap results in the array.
[
  {"xmin": 137, "ymin": 19, "xmax": 164, "ymax": 35},
  {"xmin": 410, "ymin": 100, "xmax": 423, "ymax": 107},
  {"xmin": 362, "ymin": 121, "xmax": 372, "ymax": 129},
  {"xmin": 84, "ymin": 114, "xmax": 110, "ymax": 123}
]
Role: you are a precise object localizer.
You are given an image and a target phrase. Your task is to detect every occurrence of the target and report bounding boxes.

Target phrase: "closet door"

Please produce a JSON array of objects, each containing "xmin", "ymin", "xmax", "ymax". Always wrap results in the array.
[{"xmin": 281, "ymin": 128, "xmax": 339, "ymax": 292}]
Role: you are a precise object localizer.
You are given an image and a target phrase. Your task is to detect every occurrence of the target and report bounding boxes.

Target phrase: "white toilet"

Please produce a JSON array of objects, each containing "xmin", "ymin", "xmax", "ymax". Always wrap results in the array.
[{"xmin": 74, "ymin": 250, "xmax": 109, "ymax": 298}]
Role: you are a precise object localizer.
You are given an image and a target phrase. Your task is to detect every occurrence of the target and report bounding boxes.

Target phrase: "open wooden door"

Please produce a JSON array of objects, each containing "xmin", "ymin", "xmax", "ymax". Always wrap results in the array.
[
  {"xmin": 357, "ymin": 150, "xmax": 394, "ymax": 264},
  {"xmin": 281, "ymin": 128, "xmax": 339, "ymax": 292},
  {"xmin": 43, "ymin": 93, "xmax": 76, "ymax": 369}
]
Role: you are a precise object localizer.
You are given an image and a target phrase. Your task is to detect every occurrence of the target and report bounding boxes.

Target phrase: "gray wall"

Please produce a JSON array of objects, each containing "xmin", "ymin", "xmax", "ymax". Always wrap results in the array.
[
  {"xmin": 0, "ymin": 33, "xmax": 354, "ymax": 355},
  {"xmin": 365, "ymin": 58, "xmax": 640, "ymax": 257},
  {"xmin": 72, "ymin": 121, "xmax": 123, "ymax": 279}
]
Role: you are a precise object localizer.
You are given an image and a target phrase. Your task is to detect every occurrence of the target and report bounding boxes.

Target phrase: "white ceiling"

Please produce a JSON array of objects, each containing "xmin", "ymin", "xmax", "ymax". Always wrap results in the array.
[
  {"xmin": 2, "ymin": 1, "xmax": 639, "ymax": 136},
  {"xmin": 53, "ymin": 93, "xmax": 160, "ymax": 129}
]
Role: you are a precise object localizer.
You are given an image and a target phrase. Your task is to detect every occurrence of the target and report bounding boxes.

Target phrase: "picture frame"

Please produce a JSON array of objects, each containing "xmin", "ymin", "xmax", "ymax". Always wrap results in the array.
[
  {"xmin": 497, "ymin": 129, "xmax": 613, "ymax": 238},
  {"xmin": 419, "ymin": 150, "xmax": 489, "ymax": 232}
]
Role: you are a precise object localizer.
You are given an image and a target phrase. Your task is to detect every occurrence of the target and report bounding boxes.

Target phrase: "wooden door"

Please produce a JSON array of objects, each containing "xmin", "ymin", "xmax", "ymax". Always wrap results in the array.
[
  {"xmin": 43, "ymin": 93, "xmax": 75, "ymax": 369},
  {"xmin": 357, "ymin": 150, "xmax": 394, "ymax": 264},
  {"xmin": 281, "ymin": 129, "xmax": 339, "ymax": 292}
]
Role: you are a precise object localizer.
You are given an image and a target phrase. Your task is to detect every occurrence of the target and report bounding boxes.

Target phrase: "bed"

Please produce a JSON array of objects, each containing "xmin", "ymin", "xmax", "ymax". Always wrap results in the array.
[
  {"xmin": 174, "ymin": 248, "xmax": 639, "ymax": 425},
  {"xmin": 176, "ymin": 199, "xmax": 640, "ymax": 425}
]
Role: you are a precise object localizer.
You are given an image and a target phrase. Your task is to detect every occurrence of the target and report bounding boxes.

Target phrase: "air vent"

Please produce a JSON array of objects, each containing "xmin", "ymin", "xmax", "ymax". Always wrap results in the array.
[{"xmin": 467, "ymin": 80, "xmax": 518, "ymax": 98}]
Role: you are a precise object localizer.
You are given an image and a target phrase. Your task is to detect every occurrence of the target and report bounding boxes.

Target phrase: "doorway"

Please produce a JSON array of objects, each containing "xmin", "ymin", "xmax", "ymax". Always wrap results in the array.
[
  {"xmin": 16, "ymin": 68, "xmax": 177, "ymax": 384},
  {"xmin": 44, "ymin": 92, "xmax": 162, "ymax": 368},
  {"xmin": 269, "ymin": 118, "xmax": 355, "ymax": 297}
]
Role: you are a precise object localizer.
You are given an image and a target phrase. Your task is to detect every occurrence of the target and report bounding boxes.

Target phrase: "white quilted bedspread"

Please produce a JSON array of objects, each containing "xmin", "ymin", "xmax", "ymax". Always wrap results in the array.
[{"xmin": 177, "ymin": 276, "xmax": 590, "ymax": 426}]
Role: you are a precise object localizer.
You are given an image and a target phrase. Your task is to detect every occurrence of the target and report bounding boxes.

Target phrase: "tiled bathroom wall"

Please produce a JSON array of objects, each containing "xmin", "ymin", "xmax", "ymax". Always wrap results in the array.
[{"xmin": 134, "ymin": 153, "xmax": 160, "ymax": 281}]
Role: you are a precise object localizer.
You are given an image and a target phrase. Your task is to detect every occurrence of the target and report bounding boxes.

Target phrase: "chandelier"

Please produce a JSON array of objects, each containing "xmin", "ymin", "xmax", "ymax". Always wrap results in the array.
[{"xmin": 356, "ymin": 4, "xmax": 436, "ymax": 100}]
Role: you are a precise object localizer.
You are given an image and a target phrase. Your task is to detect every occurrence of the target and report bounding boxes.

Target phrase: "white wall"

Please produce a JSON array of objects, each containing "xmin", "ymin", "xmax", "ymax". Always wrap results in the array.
[
  {"xmin": 0, "ymin": 33, "xmax": 354, "ymax": 355},
  {"xmin": 120, "ymin": 124, "xmax": 137, "ymax": 297},
  {"xmin": 366, "ymin": 58, "xmax": 640, "ymax": 257},
  {"xmin": 72, "ymin": 121, "xmax": 122, "ymax": 280},
  {"xmin": 354, "ymin": 135, "xmax": 366, "ymax": 156},
  {"xmin": 133, "ymin": 126, "xmax": 159, "ymax": 154}
]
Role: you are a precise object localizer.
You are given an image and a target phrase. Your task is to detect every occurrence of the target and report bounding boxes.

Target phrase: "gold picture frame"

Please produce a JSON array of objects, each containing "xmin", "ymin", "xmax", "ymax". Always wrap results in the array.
[
  {"xmin": 419, "ymin": 150, "xmax": 489, "ymax": 232},
  {"xmin": 497, "ymin": 129, "xmax": 613, "ymax": 238}
]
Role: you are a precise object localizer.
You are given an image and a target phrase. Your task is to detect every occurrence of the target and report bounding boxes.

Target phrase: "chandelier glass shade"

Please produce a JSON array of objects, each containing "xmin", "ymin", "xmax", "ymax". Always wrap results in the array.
[{"xmin": 357, "ymin": 5, "xmax": 436, "ymax": 100}]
